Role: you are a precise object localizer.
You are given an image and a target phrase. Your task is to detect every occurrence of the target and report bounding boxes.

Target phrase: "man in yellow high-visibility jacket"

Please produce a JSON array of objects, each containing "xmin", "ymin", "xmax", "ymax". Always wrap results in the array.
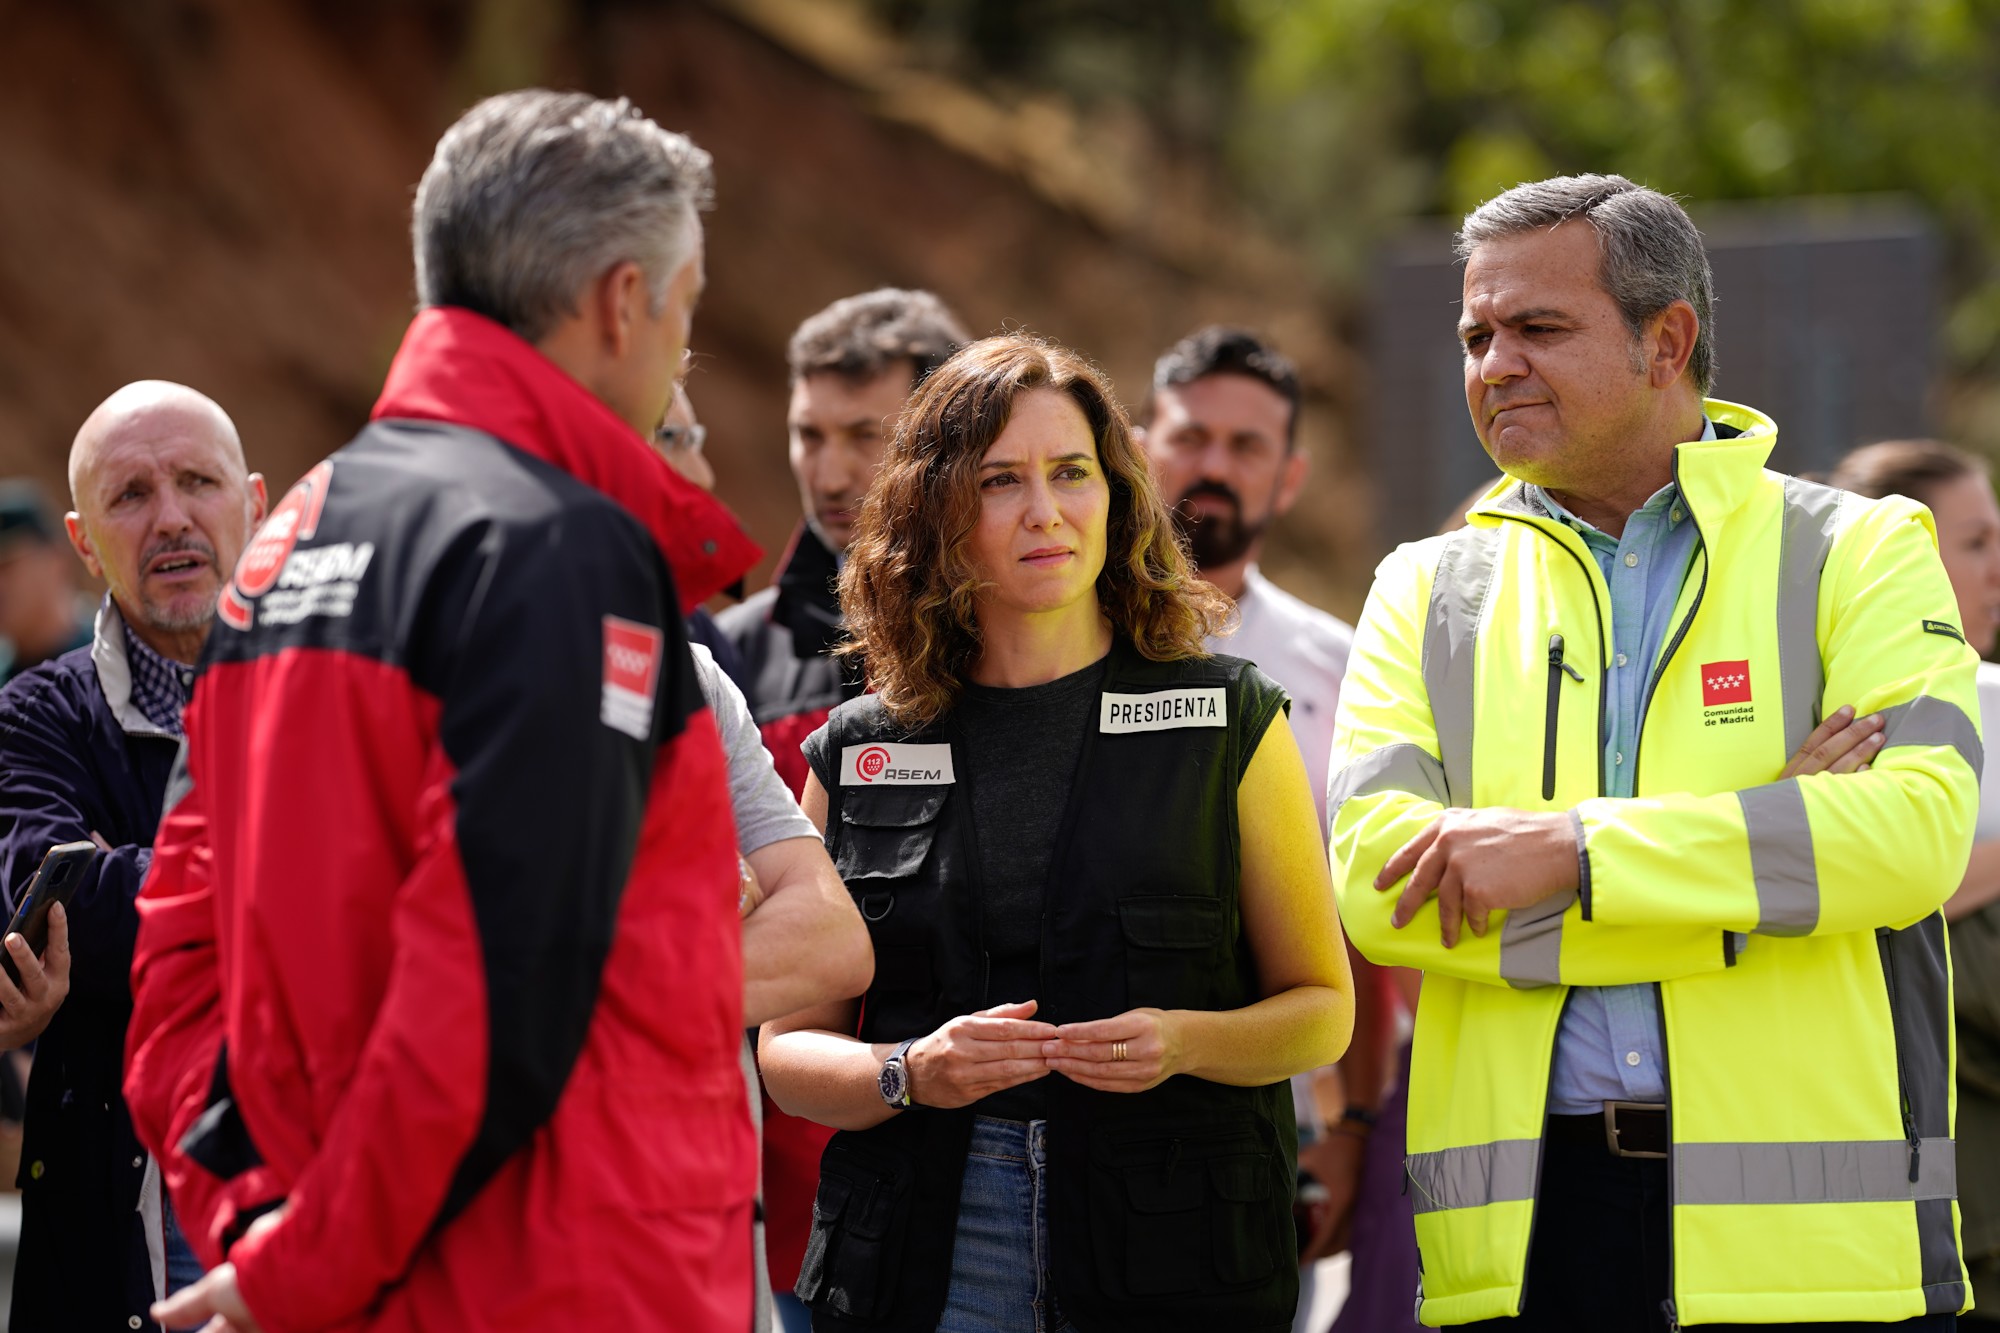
[{"xmin": 1331, "ymin": 174, "xmax": 1982, "ymax": 1330}]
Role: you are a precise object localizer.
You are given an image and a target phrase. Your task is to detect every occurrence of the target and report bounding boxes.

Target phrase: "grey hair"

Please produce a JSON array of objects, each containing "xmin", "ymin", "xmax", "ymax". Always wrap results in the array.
[
  {"xmin": 1456, "ymin": 174, "xmax": 1717, "ymax": 396},
  {"xmin": 413, "ymin": 90, "xmax": 714, "ymax": 343}
]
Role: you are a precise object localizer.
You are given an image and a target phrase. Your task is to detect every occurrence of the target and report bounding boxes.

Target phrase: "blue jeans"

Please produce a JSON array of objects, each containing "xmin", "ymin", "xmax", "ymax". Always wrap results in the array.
[
  {"xmin": 773, "ymin": 1290, "xmax": 814, "ymax": 1333},
  {"xmin": 163, "ymin": 1196, "xmax": 207, "ymax": 1331},
  {"xmin": 937, "ymin": 1117, "xmax": 1072, "ymax": 1333}
]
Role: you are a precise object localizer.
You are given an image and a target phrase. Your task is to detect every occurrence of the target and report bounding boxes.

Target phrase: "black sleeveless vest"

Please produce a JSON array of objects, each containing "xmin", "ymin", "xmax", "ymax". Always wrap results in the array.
[{"xmin": 795, "ymin": 641, "xmax": 1300, "ymax": 1333}]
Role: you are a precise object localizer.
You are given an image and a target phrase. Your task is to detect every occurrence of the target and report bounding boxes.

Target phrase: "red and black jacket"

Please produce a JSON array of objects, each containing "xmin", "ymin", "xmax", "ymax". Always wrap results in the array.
[{"xmin": 124, "ymin": 310, "xmax": 758, "ymax": 1332}]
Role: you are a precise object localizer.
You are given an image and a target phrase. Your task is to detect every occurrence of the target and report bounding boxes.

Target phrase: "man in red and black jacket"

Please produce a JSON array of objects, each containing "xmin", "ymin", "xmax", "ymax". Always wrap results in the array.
[
  {"xmin": 124, "ymin": 91, "xmax": 762, "ymax": 1333},
  {"xmin": 714, "ymin": 289, "xmax": 965, "ymax": 1323}
]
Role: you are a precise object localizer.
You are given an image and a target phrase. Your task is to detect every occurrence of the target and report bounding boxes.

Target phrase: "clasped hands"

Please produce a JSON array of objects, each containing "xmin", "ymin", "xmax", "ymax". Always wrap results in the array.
[
  {"xmin": 1376, "ymin": 705, "xmax": 1883, "ymax": 947},
  {"xmin": 900, "ymin": 999, "xmax": 1183, "ymax": 1108}
]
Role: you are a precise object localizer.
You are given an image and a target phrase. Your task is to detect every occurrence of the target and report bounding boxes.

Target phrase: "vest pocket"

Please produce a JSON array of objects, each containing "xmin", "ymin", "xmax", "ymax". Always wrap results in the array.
[
  {"xmin": 837, "ymin": 786, "xmax": 950, "ymax": 929},
  {"xmin": 838, "ymin": 787, "xmax": 949, "ymax": 882},
  {"xmin": 795, "ymin": 1137, "xmax": 918, "ymax": 1319},
  {"xmin": 1119, "ymin": 896, "xmax": 1226, "ymax": 1011},
  {"xmin": 1088, "ymin": 1119, "xmax": 1282, "ymax": 1300}
]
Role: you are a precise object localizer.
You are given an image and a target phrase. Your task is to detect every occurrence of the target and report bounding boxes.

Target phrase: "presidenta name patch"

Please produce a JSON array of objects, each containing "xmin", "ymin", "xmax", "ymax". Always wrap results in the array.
[
  {"xmin": 841, "ymin": 743, "xmax": 955, "ymax": 785},
  {"xmin": 1099, "ymin": 688, "xmax": 1227, "ymax": 734}
]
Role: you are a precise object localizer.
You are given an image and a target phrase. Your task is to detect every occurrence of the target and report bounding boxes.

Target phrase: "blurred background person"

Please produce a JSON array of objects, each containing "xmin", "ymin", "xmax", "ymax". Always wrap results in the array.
[
  {"xmin": 1135, "ymin": 325, "xmax": 1371, "ymax": 1330},
  {"xmin": 718, "ymin": 287, "xmax": 970, "ymax": 790},
  {"xmin": 0, "ymin": 381, "xmax": 266, "ymax": 1333},
  {"xmin": 762, "ymin": 334, "xmax": 1353, "ymax": 1333},
  {"xmin": 0, "ymin": 483, "xmax": 91, "ymax": 688},
  {"xmin": 717, "ymin": 285, "xmax": 967, "ymax": 1332},
  {"xmin": 657, "ymin": 359, "xmax": 754, "ymax": 688},
  {"xmin": 1138, "ymin": 326, "xmax": 1350, "ymax": 831},
  {"xmin": 1830, "ymin": 438, "xmax": 2000, "ymax": 1326}
]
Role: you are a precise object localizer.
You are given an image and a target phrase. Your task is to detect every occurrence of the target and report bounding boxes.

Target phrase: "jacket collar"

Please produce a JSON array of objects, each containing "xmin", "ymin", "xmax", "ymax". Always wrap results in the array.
[
  {"xmin": 91, "ymin": 599, "xmax": 178, "ymax": 742},
  {"xmin": 771, "ymin": 522, "xmax": 844, "ymax": 658},
  {"xmin": 1473, "ymin": 398, "xmax": 1779, "ymax": 529},
  {"xmin": 370, "ymin": 307, "xmax": 761, "ymax": 612}
]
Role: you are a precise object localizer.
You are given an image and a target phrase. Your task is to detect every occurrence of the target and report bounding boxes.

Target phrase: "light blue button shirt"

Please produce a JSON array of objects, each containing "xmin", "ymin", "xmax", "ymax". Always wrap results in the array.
[{"xmin": 1534, "ymin": 421, "xmax": 1712, "ymax": 1116}]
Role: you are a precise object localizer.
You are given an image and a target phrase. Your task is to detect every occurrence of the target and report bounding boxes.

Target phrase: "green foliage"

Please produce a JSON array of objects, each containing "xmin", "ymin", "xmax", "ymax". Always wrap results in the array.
[{"xmin": 1231, "ymin": 0, "xmax": 2000, "ymax": 371}]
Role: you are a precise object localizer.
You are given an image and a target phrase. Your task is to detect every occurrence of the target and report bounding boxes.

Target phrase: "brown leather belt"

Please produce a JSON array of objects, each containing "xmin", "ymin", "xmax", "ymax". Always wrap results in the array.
[{"xmin": 1547, "ymin": 1101, "xmax": 1668, "ymax": 1159}]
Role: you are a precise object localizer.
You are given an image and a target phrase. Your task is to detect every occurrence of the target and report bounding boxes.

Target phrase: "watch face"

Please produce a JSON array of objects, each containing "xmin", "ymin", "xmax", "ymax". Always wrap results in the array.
[{"xmin": 879, "ymin": 1059, "xmax": 906, "ymax": 1107}]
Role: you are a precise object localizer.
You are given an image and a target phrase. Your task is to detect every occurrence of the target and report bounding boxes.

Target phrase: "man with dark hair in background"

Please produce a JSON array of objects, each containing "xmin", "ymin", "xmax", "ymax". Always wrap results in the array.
[
  {"xmin": 716, "ymin": 286, "xmax": 967, "ymax": 1330},
  {"xmin": 1138, "ymin": 327, "xmax": 1352, "ymax": 830},
  {"xmin": 0, "ymin": 482, "xmax": 91, "ymax": 686},
  {"xmin": 126, "ymin": 91, "xmax": 760, "ymax": 1333},
  {"xmin": 719, "ymin": 287, "xmax": 969, "ymax": 790}
]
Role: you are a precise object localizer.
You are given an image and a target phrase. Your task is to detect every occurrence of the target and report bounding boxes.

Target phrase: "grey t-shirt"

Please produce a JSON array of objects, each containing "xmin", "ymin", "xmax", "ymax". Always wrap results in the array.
[
  {"xmin": 691, "ymin": 643, "xmax": 818, "ymax": 853},
  {"xmin": 694, "ymin": 643, "xmax": 813, "ymax": 1333}
]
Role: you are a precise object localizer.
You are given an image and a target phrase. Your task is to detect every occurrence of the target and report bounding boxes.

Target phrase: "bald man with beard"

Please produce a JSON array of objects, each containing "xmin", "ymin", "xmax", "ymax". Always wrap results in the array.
[{"xmin": 0, "ymin": 380, "xmax": 264, "ymax": 1333}]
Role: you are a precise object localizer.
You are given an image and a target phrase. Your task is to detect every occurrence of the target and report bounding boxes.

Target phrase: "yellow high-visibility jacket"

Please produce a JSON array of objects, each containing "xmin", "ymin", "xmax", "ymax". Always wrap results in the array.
[{"xmin": 1330, "ymin": 402, "xmax": 1983, "ymax": 1327}]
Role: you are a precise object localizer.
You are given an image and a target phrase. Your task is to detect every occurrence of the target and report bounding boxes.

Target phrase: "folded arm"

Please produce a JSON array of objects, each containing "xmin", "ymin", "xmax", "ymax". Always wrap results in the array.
[
  {"xmin": 1330, "ymin": 544, "xmax": 1740, "ymax": 988},
  {"xmin": 1580, "ymin": 503, "xmax": 1980, "ymax": 938}
]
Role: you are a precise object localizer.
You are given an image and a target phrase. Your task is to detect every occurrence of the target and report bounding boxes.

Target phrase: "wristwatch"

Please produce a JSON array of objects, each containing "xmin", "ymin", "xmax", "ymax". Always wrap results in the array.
[{"xmin": 879, "ymin": 1037, "xmax": 919, "ymax": 1109}]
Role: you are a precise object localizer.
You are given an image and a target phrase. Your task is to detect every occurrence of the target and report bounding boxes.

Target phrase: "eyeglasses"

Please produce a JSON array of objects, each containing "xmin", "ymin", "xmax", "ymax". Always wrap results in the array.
[{"xmin": 655, "ymin": 421, "xmax": 707, "ymax": 455}]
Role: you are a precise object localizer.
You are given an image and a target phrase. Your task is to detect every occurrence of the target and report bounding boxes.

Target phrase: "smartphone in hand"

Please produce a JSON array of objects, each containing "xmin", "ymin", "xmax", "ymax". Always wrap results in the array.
[{"xmin": 2, "ymin": 841, "xmax": 97, "ymax": 989}]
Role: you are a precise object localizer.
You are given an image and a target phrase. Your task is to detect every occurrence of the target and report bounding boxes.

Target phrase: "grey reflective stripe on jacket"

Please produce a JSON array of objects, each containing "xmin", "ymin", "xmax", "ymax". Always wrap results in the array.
[
  {"xmin": 1410, "ymin": 1135, "xmax": 1954, "ymax": 1209},
  {"xmin": 1406, "ymin": 1138, "xmax": 1540, "ymax": 1216},
  {"xmin": 1751, "ymin": 478, "xmax": 1982, "ymax": 941},
  {"xmin": 1776, "ymin": 477, "xmax": 1845, "ymax": 757},
  {"xmin": 1420, "ymin": 523, "xmax": 1506, "ymax": 809}
]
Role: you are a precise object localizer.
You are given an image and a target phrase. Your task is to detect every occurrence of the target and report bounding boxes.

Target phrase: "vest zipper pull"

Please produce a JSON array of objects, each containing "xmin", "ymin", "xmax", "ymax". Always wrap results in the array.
[
  {"xmin": 1906, "ymin": 1109, "xmax": 1922, "ymax": 1184},
  {"xmin": 1542, "ymin": 635, "xmax": 1581, "ymax": 800},
  {"xmin": 1164, "ymin": 1138, "xmax": 1183, "ymax": 1186}
]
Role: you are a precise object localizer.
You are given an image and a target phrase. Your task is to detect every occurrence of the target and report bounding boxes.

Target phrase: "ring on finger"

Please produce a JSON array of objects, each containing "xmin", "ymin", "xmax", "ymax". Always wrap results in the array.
[{"xmin": 1111, "ymin": 1040, "xmax": 1128, "ymax": 1062}]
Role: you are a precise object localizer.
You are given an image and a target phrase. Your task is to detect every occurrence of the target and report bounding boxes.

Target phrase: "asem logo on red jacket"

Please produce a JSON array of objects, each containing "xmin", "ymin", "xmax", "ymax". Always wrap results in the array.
[
  {"xmin": 219, "ymin": 460, "xmax": 335, "ymax": 631},
  {"xmin": 601, "ymin": 616, "xmax": 662, "ymax": 740},
  {"xmin": 1701, "ymin": 660, "xmax": 1752, "ymax": 707}
]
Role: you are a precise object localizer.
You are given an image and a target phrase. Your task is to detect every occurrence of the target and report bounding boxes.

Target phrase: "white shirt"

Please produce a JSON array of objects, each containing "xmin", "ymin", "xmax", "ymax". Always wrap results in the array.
[
  {"xmin": 1977, "ymin": 661, "xmax": 2000, "ymax": 840},
  {"xmin": 1206, "ymin": 565, "xmax": 1355, "ymax": 834}
]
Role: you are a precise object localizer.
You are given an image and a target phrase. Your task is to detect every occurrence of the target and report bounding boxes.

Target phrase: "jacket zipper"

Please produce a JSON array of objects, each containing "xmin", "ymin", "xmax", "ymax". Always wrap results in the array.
[
  {"xmin": 1511, "ymin": 989, "xmax": 1576, "ymax": 1319},
  {"xmin": 1492, "ymin": 513, "xmax": 1609, "ymax": 909},
  {"xmin": 1657, "ymin": 984, "xmax": 1679, "ymax": 1332},
  {"xmin": 1878, "ymin": 928, "xmax": 1923, "ymax": 1183},
  {"xmin": 1618, "ymin": 462, "xmax": 1701, "ymax": 1332},
  {"xmin": 1484, "ymin": 511, "xmax": 1608, "ymax": 1319},
  {"xmin": 1630, "ymin": 456, "xmax": 1707, "ymax": 786},
  {"xmin": 1544, "ymin": 633, "xmax": 1584, "ymax": 801}
]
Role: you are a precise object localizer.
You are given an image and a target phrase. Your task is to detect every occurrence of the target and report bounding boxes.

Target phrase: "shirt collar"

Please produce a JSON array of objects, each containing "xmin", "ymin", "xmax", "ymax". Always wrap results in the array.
[
  {"xmin": 1528, "ymin": 417, "xmax": 1715, "ymax": 540},
  {"xmin": 118, "ymin": 607, "xmax": 194, "ymax": 739}
]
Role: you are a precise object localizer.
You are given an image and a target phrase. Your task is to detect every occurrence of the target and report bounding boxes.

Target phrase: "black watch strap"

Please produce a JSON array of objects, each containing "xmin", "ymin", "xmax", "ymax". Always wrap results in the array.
[{"xmin": 882, "ymin": 1037, "xmax": 919, "ymax": 1109}]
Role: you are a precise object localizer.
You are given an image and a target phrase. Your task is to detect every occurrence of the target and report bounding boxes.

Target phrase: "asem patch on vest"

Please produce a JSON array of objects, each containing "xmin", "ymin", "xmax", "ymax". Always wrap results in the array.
[
  {"xmin": 1099, "ymin": 688, "xmax": 1227, "ymax": 733},
  {"xmin": 841, "ymin": 743, "xmax": 955, "ymax": 785},
  {"xmin": 1924, "ymin": 619, "xmax": 1967, "ymax": 644}
]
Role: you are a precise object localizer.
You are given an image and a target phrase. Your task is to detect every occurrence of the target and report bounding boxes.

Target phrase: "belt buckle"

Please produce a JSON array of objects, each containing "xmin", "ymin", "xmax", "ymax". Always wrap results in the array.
[{"xmin": 1602, "ymin": 1100, "xmax": 1668, "ymax": 1159}]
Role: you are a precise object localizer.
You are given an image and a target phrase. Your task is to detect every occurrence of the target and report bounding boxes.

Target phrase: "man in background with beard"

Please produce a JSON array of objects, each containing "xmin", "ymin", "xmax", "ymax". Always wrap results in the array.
[
  {"xmin": 1140, "ymin": 328, "xmax": 1386, "ymax": 1332},
  {"xmin": 0, "ymin": 381, "xmax": 266, "ymax": 1331},
  {"xmin": 1139, "ymin": 327, "xmax": 1352, "ymax": 828}
]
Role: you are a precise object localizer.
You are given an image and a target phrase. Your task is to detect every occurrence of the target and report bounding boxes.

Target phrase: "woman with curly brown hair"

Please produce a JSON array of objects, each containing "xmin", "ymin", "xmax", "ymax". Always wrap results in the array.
[{"xmin": 760, "ymin": 334, "xmax": 1353, "ymax": 1333}]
